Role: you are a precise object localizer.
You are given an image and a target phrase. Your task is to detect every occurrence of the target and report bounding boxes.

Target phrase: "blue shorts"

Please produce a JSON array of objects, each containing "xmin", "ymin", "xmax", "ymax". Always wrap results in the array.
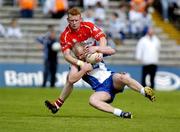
[{"xmin": 93, "ymin": 75, "xmax": 124, "ymax": 103}]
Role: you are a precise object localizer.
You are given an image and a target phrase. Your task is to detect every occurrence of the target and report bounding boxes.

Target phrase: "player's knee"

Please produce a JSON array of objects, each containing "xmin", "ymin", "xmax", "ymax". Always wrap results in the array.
[
  {"xmin": 67, "ymin": 75, "xmax": 75, "ymax": 85},
  {"xmin": 67, "ymin": 77, "xmax": 74, "ymax": 84},
  {"xmin": 89, "ymin": 96, "xmax": 98, "ymax": 106},
  {"xmin": 119, "ymin": 74, "xmax": 131, "ymax": 84}
]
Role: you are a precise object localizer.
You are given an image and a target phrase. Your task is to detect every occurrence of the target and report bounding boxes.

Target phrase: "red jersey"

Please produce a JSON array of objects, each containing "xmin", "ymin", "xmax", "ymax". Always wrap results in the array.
[{"xmin": 60, "ymin": 22, "xmax": 105, "ymax": 52}]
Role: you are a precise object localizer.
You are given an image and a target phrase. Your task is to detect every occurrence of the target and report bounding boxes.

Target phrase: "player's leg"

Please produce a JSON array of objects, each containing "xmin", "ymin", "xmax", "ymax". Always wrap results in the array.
[
  {"xmin": 89, "ymin": 91, "xmax": 132, "ymax": 118},
  {"xmin": 149, "ymin": 65, "xmax": 157, "ymax": 89},
  {"xmin": 42, "ymin": 61, "xmax": 49, "ymax": 87},
  {"xmin": 45, "ymin": 74, "xmax": 74, "ymax": 114},
  {"xmin": 50, "ymin": 62, "xmax": 57, "ymax": 87},
  {"xmin": 113, "ymin": 73, "xmax": 155, "ymax": 102},
  {"xmin": 89, "ymin": 91, "xmax": 113, "ymax": 113},
  {"xmin": 45, "ymin": 81, "xmax": 73, "ymax": 113},
  {"xmin": 142, "ymin": 65, "xmax": 148, "ymax": 87},
  {"xmin": 58, "ymin": 81, "xmax": 74, "ymax": 101}
]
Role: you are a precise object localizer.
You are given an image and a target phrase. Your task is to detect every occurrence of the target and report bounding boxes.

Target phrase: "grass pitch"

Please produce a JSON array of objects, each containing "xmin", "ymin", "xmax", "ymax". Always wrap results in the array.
[{"xmin": 0, "ymin": 88, "xmax": 180, "ymax": 132}]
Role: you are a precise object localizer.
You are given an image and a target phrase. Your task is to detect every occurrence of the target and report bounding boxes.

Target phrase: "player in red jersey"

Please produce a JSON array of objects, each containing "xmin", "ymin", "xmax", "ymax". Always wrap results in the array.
[
  {"xmin": 60, "ymin": 7, "xmax": 107, "ymax": 67},
  {"xmin": 45, "ymin": 7, "xmax": 109, "ymax": 113}
]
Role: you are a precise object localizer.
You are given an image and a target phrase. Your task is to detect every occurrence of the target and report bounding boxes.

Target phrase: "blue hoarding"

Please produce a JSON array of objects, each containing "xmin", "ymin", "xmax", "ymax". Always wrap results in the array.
[{"xmin": 0, "ymin": 63, "xmax": 179, "ymax": 91}]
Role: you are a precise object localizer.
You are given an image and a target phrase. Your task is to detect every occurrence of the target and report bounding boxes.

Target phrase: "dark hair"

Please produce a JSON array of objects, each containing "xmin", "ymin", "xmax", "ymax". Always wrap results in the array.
[{"xmin": 113, "ymin": 12, "xmax": 119, "ymax": 18}]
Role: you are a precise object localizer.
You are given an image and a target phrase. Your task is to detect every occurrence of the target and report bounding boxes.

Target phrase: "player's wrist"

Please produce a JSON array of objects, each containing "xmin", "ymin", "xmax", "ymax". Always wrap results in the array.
[
  {"xmin": 95, "ymin": 46, "xmax": 99, "ymax": 52},
  {"xmin": 76, "ymin": 60, "xmax": 84, "ymax": 67}
]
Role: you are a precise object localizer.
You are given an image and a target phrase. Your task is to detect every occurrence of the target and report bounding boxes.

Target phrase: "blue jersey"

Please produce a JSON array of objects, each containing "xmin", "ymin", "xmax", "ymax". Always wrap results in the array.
[
  {"xmin": 82, "ymin": 62, "xmax": 121, "ymax": 103},
  {"xmin": 82, "ymin": 62, "xmax": 113, "ymax": 90}
]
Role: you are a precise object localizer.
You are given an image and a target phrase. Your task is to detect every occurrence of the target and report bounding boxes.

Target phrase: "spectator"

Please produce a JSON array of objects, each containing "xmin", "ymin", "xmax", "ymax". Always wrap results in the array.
[
  {"xmin": 169, "ymin": 0, "xmax": 179, "ymax": 22},
  {"xmin": 83, "ymin": 6, "xmax": 95, "ymax": 23},
  {"xmin": 117, "ymin": 2, "xmax": 129, "ymax": 25},
  {"xmin": 135, "ymin": 27, "xmax": 161, "ymax": 89},
  {"xmin": 130, "ymin": 0, "xmax": 146, "ymax": 13},
  {"xmin": 43, "ymin": 0, "xmax": 51, "ymax": 16},
  {"xmin": 39, "ymin": 0, "xmax": 45, "ymax": 6},
  {"xmin": 83, "ymin": 0, "xmax": 108, "ymax": 9},
  {"xmin": 94, "ymin": 2, "xmax": 106, "ymax": 21},
  {"xmin": 36, "ymin": 25, "xmax": 59, "ymax": 88},
  {"xmin": 107, "ymin": 12, "xmax": 126, "ymax": 43},
  {"xmin": 0, "ymin": 0, "xmax": 3, "ymax": 7},
  {"xmin": 0, "ymin": 23, "xmax": 6, "ymax": 37},
  {"xmin": 17, "ymin": 0, "xmax": 37, "ymax": 18},
  {"xmin": 43, "ymin": 0, "xmax": 68, "ymax": 19},
  {"xmin": 129, "ymin": 9, "xmax": 143, "ymax": 38},
  {"xmin": 160, "ymin": 0, "xmax": 170, "ymax": 22},
  {"xmin": 6, "ymin": 18, "xmax": 23, "ymax": 38},
  {"xmin": 141, "ymin": 9, "xmax": 152, "ymax": 36},
  {"xmin": 129, "ymin": 0, "xmax": 154, "ymax": 38}
]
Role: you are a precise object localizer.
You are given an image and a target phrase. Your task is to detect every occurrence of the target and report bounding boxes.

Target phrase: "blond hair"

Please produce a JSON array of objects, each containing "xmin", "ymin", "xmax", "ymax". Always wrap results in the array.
[{"xmin": 72, "ymin": 43, "xmax": 84, "ymax": 54}]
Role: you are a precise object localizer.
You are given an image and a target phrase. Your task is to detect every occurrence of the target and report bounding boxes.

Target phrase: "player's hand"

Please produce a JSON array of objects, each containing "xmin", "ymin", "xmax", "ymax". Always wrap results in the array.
[
  {"xmin": 81, "ymin": 62, "xmax": 93, "ymax": 72},
  {"xmin": 84, "ymin": 45, "xmax": 98, "ymax": 55},
  {"xmin": 95, "ymin": 53, "xmax": 103, "ymax": 63}
]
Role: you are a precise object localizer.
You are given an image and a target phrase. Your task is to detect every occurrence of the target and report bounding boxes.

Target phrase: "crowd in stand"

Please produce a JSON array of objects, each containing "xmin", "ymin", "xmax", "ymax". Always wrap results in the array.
[
  {"xmin": 53, "ymin": 0, "xmax": 155, "ymax": 44},
  {"xmin": 81, "ymin": 0, "xmax": 154, "ymax": 44},
  {"xmin": 0, "ymin": 0, "xmax": 179, "ymax": 42},
  {"xmin": 0, "ymin": 18, "xmax": 23, "ymax": 38},
  {"xmin": 154, "ymin": 0, "xmax": 180, "ymax": 23},
  {"xmin": 0, "ymin": 0, "xmax": 153, "ymax": 44}
]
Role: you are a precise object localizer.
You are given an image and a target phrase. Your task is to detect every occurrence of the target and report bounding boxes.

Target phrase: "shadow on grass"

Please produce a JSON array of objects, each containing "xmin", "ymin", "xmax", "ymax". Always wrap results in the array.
[{"xmin": 27, "ymin": 113, "xmax": 112, "ymax": 119}]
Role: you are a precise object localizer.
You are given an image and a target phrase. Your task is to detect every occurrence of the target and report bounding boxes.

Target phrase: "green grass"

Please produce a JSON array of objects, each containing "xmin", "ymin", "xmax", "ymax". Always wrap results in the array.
[{"xmin": 0, "ymin": 88, "xmax": 180, "ymax": 132}]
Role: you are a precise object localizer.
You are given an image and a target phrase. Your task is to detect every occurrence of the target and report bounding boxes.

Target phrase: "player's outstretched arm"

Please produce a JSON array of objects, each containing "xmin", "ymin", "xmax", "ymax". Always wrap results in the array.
[
  {"xmin": 63, "ymin": 49, "xmax": 84, "ymax": 67},
  {"xmin": 85, "ymin": 45, "xmax": 116, "ymax": 55},
  {"xmin": 68, "ymin": 63, "xmax": 93, "ymax": 84},
  {"xmin": 96, "ymin": 46, "xmax": 116, "ymax": 55},
  {"xmin": 99, "ymin": 37, "xmax": 107, "ymax": 47}
]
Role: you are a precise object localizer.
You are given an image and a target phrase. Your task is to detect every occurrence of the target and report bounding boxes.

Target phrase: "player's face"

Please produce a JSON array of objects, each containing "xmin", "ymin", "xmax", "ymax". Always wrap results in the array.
[
  {"xmin": 75, "ymin": 47, "xmax": 86, "ymax": 61},
  {"xmin": 50, "ymin": 31, "xmax": 56, "ymax": 40},
  {"xmin": 68, "ymin": 14, "xmax": 82, "ymax": 30},
  {"xmin": 148, "ymin": 29, "xmax": 154, "ymax": 36}
]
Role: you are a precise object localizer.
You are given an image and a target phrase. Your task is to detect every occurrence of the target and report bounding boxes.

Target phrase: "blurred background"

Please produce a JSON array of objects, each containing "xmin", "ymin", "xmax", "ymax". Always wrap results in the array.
[{"xmin": 0, "ymin": 0, "xmax": 179, "ymax": 91}]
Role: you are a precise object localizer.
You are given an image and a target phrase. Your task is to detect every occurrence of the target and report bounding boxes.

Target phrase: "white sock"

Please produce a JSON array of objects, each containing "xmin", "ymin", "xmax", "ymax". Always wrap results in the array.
[
  {"xmin": 140, "ymin": 88, "xmax": 145, "ymax": 96},
  {"xmin": 113, "ymin": 108, "xmax": 122, "ymax": 117}
]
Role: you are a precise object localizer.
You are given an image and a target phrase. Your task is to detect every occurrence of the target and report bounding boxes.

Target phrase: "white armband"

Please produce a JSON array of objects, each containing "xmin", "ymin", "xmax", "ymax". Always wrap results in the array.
[{"xmin": 77, "ymin": 60, "xmax": 84, "ymax": 67}]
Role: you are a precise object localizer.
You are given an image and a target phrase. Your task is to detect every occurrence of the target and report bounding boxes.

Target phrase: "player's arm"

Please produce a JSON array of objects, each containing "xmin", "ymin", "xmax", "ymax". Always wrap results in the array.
[
  {"xmin": 84, "ymin": 37, "xmax": 109, "ymax": 54},
  {"xmin": 85, "ymin": 45, "xmax": 116, "ymax": 56},
  {"xmin": 63, "ymin": 49, "xmax": 79, "ymax": 65},
  {"xmin": 85, "ymin": 22, "xmax": 110, "ymax": 53},
  {"xmin": 60, "ymin": 33, "xmax": 85, "ymax": 67},
  {"xmin": 63, "ymin": 49, "xmax": 85, "ymax": 67},
  {"xmin": 99, "ymin": 36, "xmax": 107, "ymax": 47},
  {"xmin": 36, "ymin": 36, "xmax": 45, "ymax": 45},
  {"xmin": 63, "ymin": 48, "xmax": 85, "ymax": 67},
  {"xmin": 95, "ymin": 45, "xmax": 115, "ymax": 55},
  {"xmin": 68, "ymin": 63, "xmax": 93, "ymax": 84},
  {"xmin": 98, "ymin": 46, "xmax": 116, "ymax": 55}
]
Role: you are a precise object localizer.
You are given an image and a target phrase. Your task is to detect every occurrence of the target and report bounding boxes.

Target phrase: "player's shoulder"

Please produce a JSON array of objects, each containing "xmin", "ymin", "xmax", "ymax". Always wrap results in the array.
[{"xmin": 81, "ymin": 21, "xmax": 95, "ymax": 28}]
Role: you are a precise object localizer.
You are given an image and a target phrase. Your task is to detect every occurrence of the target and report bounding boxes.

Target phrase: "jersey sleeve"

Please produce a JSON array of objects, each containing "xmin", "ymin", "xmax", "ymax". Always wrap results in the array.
[
  {"xmin": 60, "ymin": 32, "xmax": 72, "ymax": 52},
  {"xmin": 86, "ymin": 22, "xmax": 106, "ymax": 41}
]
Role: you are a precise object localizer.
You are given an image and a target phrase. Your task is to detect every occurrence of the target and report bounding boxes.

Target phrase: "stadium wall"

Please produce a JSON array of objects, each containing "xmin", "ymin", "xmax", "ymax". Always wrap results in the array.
[{"xmin": 0, "ymin": 64, "xmax": 179, "ymax": 91}]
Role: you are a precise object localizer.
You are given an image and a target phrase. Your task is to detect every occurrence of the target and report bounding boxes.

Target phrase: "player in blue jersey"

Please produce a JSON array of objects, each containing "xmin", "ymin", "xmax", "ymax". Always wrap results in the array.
[{"xmin": 45, "ymin": 43, "xmax": 155, "ymax": 118}]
